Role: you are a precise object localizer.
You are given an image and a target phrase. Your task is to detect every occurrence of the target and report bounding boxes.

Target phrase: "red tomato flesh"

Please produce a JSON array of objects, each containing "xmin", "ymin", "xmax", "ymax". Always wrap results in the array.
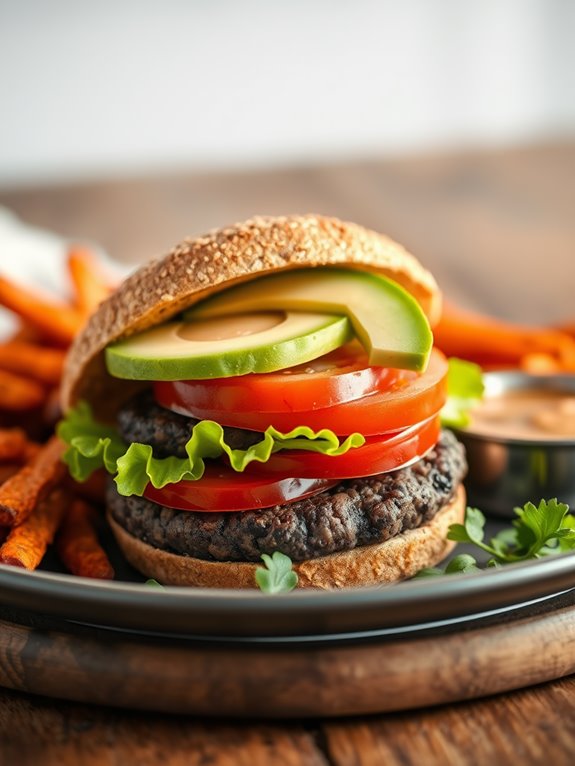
[
  {"xmin": 154, "ymin": 348, "xmax": 448, "ymax": 436},
  {"xmin": 154, "ymin": 341, "xmax": 403, "ymax": 414},
  {"xmin": 141, "ymin": 418, "xmax": 440, "ymax": 512},
  {"xmin": 244, "ymin": 416, "xmax": 440, "ymax": 479},
  {"xmin": 143, "ymin": 467, "xmax": 338, "ymax": 512}
]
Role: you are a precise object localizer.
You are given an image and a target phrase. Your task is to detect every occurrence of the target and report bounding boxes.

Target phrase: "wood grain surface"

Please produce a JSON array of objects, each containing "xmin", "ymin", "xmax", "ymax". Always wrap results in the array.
[
  {"xmin": 1, "ymin": 142, "xmax": 575, "ymax": 763},
  {"xmin": 1, "ymin": 598, "xmax": 575, "ymax": 719},
  {"xmin": 2, "ymin": 678, "xmax": 575, "ymax": 766}
]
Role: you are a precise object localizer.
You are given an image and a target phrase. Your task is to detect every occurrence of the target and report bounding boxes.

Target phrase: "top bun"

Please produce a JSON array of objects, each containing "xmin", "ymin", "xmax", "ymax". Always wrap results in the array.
[{"xmin": 61, "ymin": 214, "xmax": 441, "ymax": 418}]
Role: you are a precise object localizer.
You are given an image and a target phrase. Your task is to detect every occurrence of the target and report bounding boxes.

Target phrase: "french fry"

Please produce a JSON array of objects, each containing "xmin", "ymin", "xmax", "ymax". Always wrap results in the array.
[
  {"xmin": 0, "ymin": 465, "xmax": 20, "ymax": 484},
  {"xmin": 0, "ymin": 341, "xmax": 65, "ymax": 385},
  {"xmin": 7, "ymin": 322, "xmax": 43, "ymax": 345},
  {"xmin": 0, "ymin": 275, "xmax": 83, "ymax": 345},
  {"xmin": 68, "ymin": 468, "xmax": 107, "ymax": 505},
  {"xmin": 435, "ymin": 302, "xmax": 575, "ymax": 371},
  {"xmin": 520, "ymin": 353, "xmax": 562, "ymax": 374},
  {"xmin": 0, "ymin": 369, "xmax": 46, "ymax": 411},
  {"xmin": 0, "ymin": 435, "xmax": 65, "ymax": 526},
  {"xmin": 0, "ymin": 428, "xmax": 30, "ymax": 461},
  {"xmin": 555, "ymin": 321, "xmax": 575, "ymax": 337},
  {"xmin": 68, "ymin": 247, "xmax": 115, "ymax": 316},
  {"xmin": 0, "ymin": 488, "xmax": 68, "ymax": 569},
  {"xmin": 57, "ymin": 499, "xmax": 114, "ymax": 579}
]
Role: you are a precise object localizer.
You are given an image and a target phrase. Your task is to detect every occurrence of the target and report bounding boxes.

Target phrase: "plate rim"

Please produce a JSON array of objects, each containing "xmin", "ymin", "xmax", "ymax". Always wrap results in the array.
[{"xmin": 1, "ymin": 552, "xmax": 575, "ymax": 638}]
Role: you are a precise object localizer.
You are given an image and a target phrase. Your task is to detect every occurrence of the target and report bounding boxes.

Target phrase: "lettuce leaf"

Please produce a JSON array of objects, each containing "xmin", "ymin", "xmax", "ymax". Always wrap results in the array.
[
  {"xmin": 57, "ymin": 402, "xmax": 365, "ymax": 497},
  {"xmin": 57, "ymin": 401, "xmax": 126, "ymax": 482},
  {"xmin": 440, "ymin": 357, "xmax": 484, "ymax": 428}
]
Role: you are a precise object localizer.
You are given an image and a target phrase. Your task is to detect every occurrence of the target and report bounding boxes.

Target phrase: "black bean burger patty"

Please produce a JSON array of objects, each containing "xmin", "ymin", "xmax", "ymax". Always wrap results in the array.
[
  {"xmin": 117, "ymin": 391, "xmax": 262, "ymax": 455},
  {"xmin": 108, "ymin": 430, "xmax": 466, "ymax": 563}
]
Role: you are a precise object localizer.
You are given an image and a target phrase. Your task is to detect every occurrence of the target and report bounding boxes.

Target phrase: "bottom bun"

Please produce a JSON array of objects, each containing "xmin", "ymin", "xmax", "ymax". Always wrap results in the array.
[{"xmin": 108, "ymin": 486, "xmax": 465, "ymax": 589}]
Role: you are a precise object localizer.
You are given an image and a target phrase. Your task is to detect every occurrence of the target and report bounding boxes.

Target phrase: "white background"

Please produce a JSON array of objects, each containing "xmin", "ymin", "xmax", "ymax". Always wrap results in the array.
[{"xmin": 0, "ymin": 0, "xmax": 574, "ymax": 187}]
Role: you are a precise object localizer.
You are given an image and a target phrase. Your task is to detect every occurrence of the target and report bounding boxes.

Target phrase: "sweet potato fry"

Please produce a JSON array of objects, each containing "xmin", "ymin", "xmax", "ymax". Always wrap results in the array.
[
  {"xmin": 0, "ymin": 465, "xmax": 20, "ymax": 484},
  {"xmin": 57, "ymin": 499, "xmax": 114, "ymax": 579},
  {"xmin": 555, "ymin": 321, "xmax": 575, "ymax": 338},
  {"xmin": 68, "ymin": 247, "xmax": 114, "ymax": 316},
  {"xmin": 0, "ymin": 369, "xmax": 46, "ymax": 411},
  {"xmin": 520, "ymin": 353, "xmax": 562, "ymax": 374},
  {"xmin": 0, "ymin": 428, "xmax": 30, "ymax": 461},
  {"xmin": 0, "ymin": 488, "xmax": 68, "ymax": 569},
  {"xmin": 0, "ymin": 275, "xmax": 83, "ymax": 345},
  {"xmin": 0, "ymin": 341, "xmax": 65, "ymax": 385},
  {"xmin": 67, "ymin": 468, "xmax": 107, "ymax": 505},
  {"xmin": 435, "ymin": 302, "xmax": 575, "ymax": 370},
  {"xmin": 7, "ymin": 322, "xmax": 43, "ymax": 345},
  {"xmin": 0, "ymin": 435, "xmax": 65, "ymax": 526}
]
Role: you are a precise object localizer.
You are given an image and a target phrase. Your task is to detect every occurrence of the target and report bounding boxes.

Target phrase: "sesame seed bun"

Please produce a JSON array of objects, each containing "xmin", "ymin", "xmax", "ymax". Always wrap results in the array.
[
  {"xmin": 107, "ymin": 486, "xmax": 465, "ymax": 589},
  {"xmin": 61, "ymin": 214, "xmax": 440, "ymax": 419}
]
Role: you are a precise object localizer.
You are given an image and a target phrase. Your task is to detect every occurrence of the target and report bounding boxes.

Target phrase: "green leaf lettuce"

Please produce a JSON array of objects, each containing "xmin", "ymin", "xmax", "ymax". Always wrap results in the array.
[
  {"xmin": 440, "ymin": 357, "xmax": 484, "ymax": 428},
  {"xmin": 57, "ymin": 402, "xmax": 365, "ymax": 497}
]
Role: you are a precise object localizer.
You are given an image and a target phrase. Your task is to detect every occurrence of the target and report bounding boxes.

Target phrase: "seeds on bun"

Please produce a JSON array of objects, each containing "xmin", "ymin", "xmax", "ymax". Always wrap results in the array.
[{"xmin": 61, "ymin": 214, "xmax": 441, "ymax": 416}]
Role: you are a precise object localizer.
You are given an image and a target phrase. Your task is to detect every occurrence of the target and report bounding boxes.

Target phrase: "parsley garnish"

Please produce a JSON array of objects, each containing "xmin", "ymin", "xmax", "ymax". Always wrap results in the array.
[
  {"xmin": 255, "ymin": 552, "xmax": 298, "ymax": 593},
  {"xmin": 417, "ymin": 498, "xmax": 575, "ymax": 577},
  {"xmin": 145, "ymin": 578, "xmax": 164, "ymax": 588}
]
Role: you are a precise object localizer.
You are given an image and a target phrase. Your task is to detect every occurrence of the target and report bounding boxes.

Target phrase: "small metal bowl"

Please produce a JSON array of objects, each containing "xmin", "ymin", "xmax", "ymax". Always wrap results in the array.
[{"xmin": 454, "ymin": 372, "xmax": 575, "ymax": 518}]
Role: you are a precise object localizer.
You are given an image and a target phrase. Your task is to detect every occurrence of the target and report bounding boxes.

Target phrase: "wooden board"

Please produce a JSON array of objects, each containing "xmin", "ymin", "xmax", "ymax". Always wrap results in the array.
[{"xmin": 2, "ymin": 595, "xmax": 575, "ymax": 718}]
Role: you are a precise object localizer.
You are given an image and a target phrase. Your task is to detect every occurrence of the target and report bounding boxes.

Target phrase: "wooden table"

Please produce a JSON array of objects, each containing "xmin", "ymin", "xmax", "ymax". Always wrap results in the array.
[{"xmin": 1, "ymin": 142, "xmax": 575, "ymax": 764}]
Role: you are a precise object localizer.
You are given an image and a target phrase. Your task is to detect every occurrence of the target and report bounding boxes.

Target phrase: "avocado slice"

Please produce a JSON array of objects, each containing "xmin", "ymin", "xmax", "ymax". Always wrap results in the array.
[
  {"xmin": 187, "ymin": 268, "xmax": 432, "ymax": 372},
  {"xmin": 105, "ymin": 310, "xmax": 352, "ymax": 380}
]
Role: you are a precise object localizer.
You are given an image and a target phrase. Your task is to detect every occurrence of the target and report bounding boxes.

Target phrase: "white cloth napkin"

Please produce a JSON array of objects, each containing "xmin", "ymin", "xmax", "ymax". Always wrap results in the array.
[{"xmin": 0, "ymin": 207, "xmax": 127, "ymax": 339}]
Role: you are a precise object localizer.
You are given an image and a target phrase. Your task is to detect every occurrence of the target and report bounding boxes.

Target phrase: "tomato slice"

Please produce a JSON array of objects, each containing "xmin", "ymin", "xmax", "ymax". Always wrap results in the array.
[
  {"xmin": 244, "ymin": 416, "xmax": 440, "ymax": 479},
  {"xmin": 155, "ymin": 348, "xmax": 448, "ymax": 436},
  {"xmin": 154, "ymin": 341, "xmax": 402, "ymax": 415},
  {"xmin": 143, "ymin": 467, "xmax": 338, "ymax": 512}
]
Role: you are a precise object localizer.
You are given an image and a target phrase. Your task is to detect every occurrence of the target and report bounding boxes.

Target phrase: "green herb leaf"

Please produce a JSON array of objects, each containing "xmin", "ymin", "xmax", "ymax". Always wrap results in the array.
[
  {"xmin": 489, "ymin": 527, "xmax": 518, "ymax": 559},
  {"xmin": 58, "ymin": 402, "xmax": 365, "ymax": 496},
  {"xmin": 145, "ymin": 578, "xmax": 164, "ymax": 588},
  {"xmin": 514, "ymin": 499, "xmax": 570, "ymax": 557},
  {"xmin": 424, "ymin": 498, "xmax": 575, "ymax": 577},
  {"xmin": 413, "ymin": 566, "xmax": 445, "ymax": 578},
  {"xmin": 558, "ymin": 515, "xmax": 575, "ymax": 552},
  {"xmin": 415, "ymin": 553, "xmax": 481, "ymax": 577},
  {"xmin": 447, "ymin": 507, "xmax": 487, "ymax": 547},
  {"xmin": 255, "ymin": 552, "xmax": 298, "ymax": 593},
  {"xmin": 440, "ymin": 358, "xmax": 484, "ymax": 428},
  {"xmin": 444, "ymin": 554, "xmax": 482, "ymax": 574}
]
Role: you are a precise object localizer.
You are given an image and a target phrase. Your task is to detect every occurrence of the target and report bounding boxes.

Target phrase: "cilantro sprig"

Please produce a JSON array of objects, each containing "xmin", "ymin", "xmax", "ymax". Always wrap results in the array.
[
  {"xmin": 417, "ymin": 498, "xmax": 575, "ymax": 577},
  {"xmin": 255, "ymin": 552, "xmax": 298, "ymax": 593}
]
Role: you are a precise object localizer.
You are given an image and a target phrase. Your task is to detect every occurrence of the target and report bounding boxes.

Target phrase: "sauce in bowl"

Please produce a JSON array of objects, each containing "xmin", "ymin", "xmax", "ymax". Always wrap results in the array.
[
  {"xmin": 455, "ymin": 373, "xmax": 575, "ymax": 516},
  {"xmin": 467, "ymin": 389, "xmax": 575, "ymax": 442}
]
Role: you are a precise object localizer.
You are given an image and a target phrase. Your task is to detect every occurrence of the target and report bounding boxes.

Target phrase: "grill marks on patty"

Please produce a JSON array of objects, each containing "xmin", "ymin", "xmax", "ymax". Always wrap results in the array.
[{"xmin": 108, "ymin": 420, "xmax": 467, "ymax": 562}]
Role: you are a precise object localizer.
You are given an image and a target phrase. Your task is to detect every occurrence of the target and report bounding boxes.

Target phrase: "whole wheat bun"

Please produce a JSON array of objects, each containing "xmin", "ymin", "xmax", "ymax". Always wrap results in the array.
[
  {"xmin": 61, "ymin": 214, "xmax": 440, "ymax": 419},
  {"xmin": 107, "ymin": 487, "xmax": 465, "ymax": 589}
]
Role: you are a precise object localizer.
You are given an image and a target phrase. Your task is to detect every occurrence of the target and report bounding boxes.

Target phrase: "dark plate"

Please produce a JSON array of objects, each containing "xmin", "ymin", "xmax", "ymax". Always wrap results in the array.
[{"xmin": 1, "ymin": 548, "xmax": 575, "ymax": 641}]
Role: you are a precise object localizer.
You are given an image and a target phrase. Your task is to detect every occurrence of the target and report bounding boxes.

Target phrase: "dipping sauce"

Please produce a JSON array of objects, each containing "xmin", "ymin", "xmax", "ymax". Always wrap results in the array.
[{"xmin": 466, "ymin": 389, "xmax": 575, "ymax": 442}]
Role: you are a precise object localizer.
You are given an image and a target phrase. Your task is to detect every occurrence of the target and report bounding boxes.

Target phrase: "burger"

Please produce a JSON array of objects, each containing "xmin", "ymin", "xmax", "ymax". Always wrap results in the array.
[{"xmin": 59, "ymin": 214, "xmax": 466, "ymax": 589}]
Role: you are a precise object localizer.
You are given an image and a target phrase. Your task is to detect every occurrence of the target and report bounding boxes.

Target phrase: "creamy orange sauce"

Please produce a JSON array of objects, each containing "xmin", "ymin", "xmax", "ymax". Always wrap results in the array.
[
  {"xmin": 467, "ymin": 390, "xmax": 575, "ymax": 441},
  {"xmin": 178, "ymin": 312, "xmax": 285, "ymax": 342}
]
